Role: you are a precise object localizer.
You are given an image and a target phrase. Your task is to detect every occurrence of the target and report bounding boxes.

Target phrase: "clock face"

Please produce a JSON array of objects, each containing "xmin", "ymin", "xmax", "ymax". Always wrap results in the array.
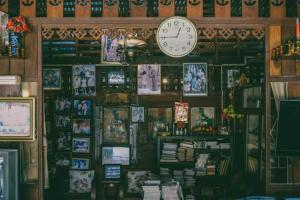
[{"xmin": 156, "ymin": 17, "xmax": 198, "ymax": 58}]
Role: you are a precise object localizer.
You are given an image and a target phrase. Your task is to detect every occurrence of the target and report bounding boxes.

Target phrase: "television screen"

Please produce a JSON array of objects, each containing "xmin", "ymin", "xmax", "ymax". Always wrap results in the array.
[
  {"xmin": 277, "ymin": 100, "xmax": 300, "ymax": 156},
  {"xmin": 108, "ymin": 71, "xmax": 125, "ymax": 85},
  {"xmin": 102, "ymin": 146, "xmax": 130, "ymax": 165},
  {"xmin": 104, "ymin": 164, "xmax": 121, "ymax": 179}
]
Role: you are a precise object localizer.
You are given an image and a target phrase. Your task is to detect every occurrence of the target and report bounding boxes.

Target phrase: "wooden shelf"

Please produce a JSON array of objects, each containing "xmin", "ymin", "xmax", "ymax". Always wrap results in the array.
[
  {"xmin": 158, "ymin": 135, "xmax": 231, "ymax": 140},
  {"xmin": 269, "ymin": 76, "xmax": 300, "ymax": 82}
]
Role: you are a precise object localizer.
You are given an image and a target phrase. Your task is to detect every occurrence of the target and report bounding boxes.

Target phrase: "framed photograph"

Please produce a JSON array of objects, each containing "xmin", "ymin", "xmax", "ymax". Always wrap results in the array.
[
  {"xmin": 72, "ymin": 119, "xmax": 91, "ymax": 134},
  {"xmin": 0, "ymin": 149, "xmax": 18, "ymax": 200},
  {"xmin": 227, "ymin": 69, "xmax": 240, "ymax": 88},
  {"xmin": 0, "ymin": 97, "xmax": 35, "ymax": 141},
  {"xmin": 57, "ymin": 132, "xmax": 71, "ymax": 151},
  {"xmin": 131, "ymin": 106, "xmax": 144, "ymax": 123},
  {"xmin": 69, "ymin": 170, "xmax": 95, "ymax": 193},
  {"xmin": 174, "ymin": 102, "xmax": 189, "ymax": 123},
  {"xmin": 74, "ymin": 99, "xmax": 92, "ymax": 116},
  {"xmin": 148, "ymin": 107, "xmax": 172, "ymax": 140},
  {"xmin": 108, "ymin": 70, "xmax": 125, "ymax": 85},
  {"xmin": 72, "ymin": 138, "xmax": 90, "ymax": 153},
  {"xmin": 103, "ymin": 107, "xmax": 129, "ymax": 144},
  {"xmin": 55, "ymin": 115, "xmax": 71, "ymax": 128},
  {"xmin": 243, "ymin": 86, "xmax": 262, "ymax": 108},
  {"xmin": 101, "ymin": 34, "xmax": 124, "ymax": 64},
  {"xmin": 72, "ymin": 65, "xmax": 96, "ymax": 96},
  {"xmin": 43, "ymin": 69, "xmax": 62, "ymax": 90},
  {"xmin": 183, "ymin": 63, "xmax": 207, "ymax": 96},
  {"xmin": 71, "ymin": 158, "xmax": 90, "ymax": 170},
  {"xmin": 127, "ymin": 170, "xmax": 149, "ymax": 193},
  {"xmin": 247, "ymin": 114, "xmax": 260, "ymax": 135},
  {"xmin": 191, "ymin": 107, "xmax": 215, "ymax": 132},
  {"xmin": 55, "ymin": 152, "xmax": 71, "ymax": 166},
  {"xmin": 102, "ymin": 146, "xmax": 130, "ymax": 165},
  {"xmin": 55, "ymin": 96, "xmax": 72, "ymax": 112},
  {"xmin": 137, "ymin": 64, "xmax": 161, "ymax": 95}
]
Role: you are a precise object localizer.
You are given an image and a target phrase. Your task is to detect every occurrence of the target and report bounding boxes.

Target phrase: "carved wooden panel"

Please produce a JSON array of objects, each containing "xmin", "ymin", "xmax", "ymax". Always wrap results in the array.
[
  {"xmin": 0, "ymin": 0, "xmax": 8, "ymax": 13},
  {"xmin": 242, "ymin": 0, "xmax": 258, "ymax": 17},
  {"xmin": 20, "ymin": 0, "xmax": 36, "ymax": 17},
  {"xmin": 130, "ymin": 0, "xmax": 147, "ymax": 17},
  {"xmin": 158, "ymin": 0, "xmax": 175, "ymax": 17},
  {"xmin": 215, "ymin": 0, "xmax": 230, "ymax": 17},
  {"xmin": 47, "ymin": 0, "xmax": 64, "ymax": 17},
  {"xmin": 270, "ymin": 0, "xmax": 285, "ymax": 18},
  {"xmin": 269, "ymin": 25, "xmax": 281, "ymax": 76},
  {"xmin": 75, "ymin": 0, "xmax": 91, "ymax": 17},
  {"xmin": 187, "ymin": 0, "xmax": 203, "ymax": 17},
  {"xmin": 102, "ymin": 0, "xmax": 119, "ymax": 17},
  {"xmin": 288, "ymin": 82, "xmax": 300, "ymax": 98}
]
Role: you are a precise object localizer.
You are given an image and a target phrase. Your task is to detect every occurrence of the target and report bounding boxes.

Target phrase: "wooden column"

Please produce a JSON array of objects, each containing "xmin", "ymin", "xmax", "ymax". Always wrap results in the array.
[
  {"xmin": 269, "ymin": 25, "xmax": 281, "ymax": 76},
  {"xmin": 270, "ymin": 0, "xmax": 285, "ymax": 19},
  {"xmin": 242, "ymin": 0, "xmax": 258, "ymax": 17},
  {"xmin": 158, "ymin": 0, "xmax": 175, "ymax": 17},
  {"xmin": 75, "ymin": 0, "xmax": 91, "ymax": 17},
  {"xmin": 281, "ymin": 25, "xmax": 296, "ymax": 76},
  {"xmin": 20, "ymin": 0, "xmax": 36, "ymax": 17},
  {"xmin": 187, "ymin": 0, "xmax": 203, "ymax": 17},
  {"xmin": 102, "ymin": 0, "xmax": 119, "ymax": 17},
  {"xmin": 0, "ymin": 0, "xmax": 8, "ymax": 13},
  {"xmin": 130, "ymin": 0, "xmax": 147, "ymax": 17},
  {"xmin": 47, "ymin": 0, "xmax": 63, "ymax": 18},
  {"xmin": 215, "ymin": 0, "xmax": 230, "ymax": 17},
  {"xmin": 296, "ymin": 60, "xmax": 300, "ymax": 76}
]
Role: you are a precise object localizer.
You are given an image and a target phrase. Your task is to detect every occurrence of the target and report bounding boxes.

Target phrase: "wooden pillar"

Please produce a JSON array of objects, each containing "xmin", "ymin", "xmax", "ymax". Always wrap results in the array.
[
  {"xmin": 0, "ymin": 0, "xmax": 8, "ymax": 13},
  {"xmin": 215, "ymin": 0, "xmax": 230, "ymax": 17},
  {"xmin": 47, "ymin": 0, "xmax": 64, "ymax": 18},
  {"xmin": 130, "ymin": 0, "xmax": 147, "ymax": 17},
  {"xmin": 102, "ymin": 0, "xmax": 119, "ymax": 17},
  {"xmin": 20, "ymin": 0, "xmax": 36, "ymax": 17},
  {"xmin": 242, "ymin": 0, "xmax": 258, "ymax": 17},
  {"xmin": 75, "ymin": 0, "xmax": 91, "ymax": 17},
  {"xmin": 158, "ymin": 0, "xmax": 175, "ymax": 17},
  {"xmin": 187, "ymin": 0, "xmax": 203, "ymax": 17},
  {"xmin": 296, "ymin": 60, "xmax": 300, "ymax": 76},
  {"xmin": 270, "ymin": 0, "xmax": 285, "ymax": 19},
  {"xmin": 269, "ymin": 25, "xmax": 282, "ymax": 76}
]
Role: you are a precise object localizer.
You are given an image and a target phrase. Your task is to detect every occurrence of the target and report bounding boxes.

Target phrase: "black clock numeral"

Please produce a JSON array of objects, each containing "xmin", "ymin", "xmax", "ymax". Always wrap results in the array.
[
  {"xmin": 162, "ymin": 29, "xmax": 168, "ymax": 33},
  {"xmin": 174, "ymin": 21, "xmax": 179, "ymax": 26},
  {"xmin": 187, "ymin": 27, "xmax": 191, "ymax": 32},
  {"xmin": 187, "ymin": 41, "xmax": 191, "ymax": 46},
  {"xmin": 167, "ymin": 22, "xmax": 172, "ymax": 27},
  {"xmin": 163, "ymin": 42, "xmax": 168, "ymax": 47},
  {"xmin": 182, "ymin": 47, "xmax": 187, "ymax": 51},
  {"xmin": 182, "ymin": 22, "xmax": 185, "ymax": 27},
  {"xmin": 188, "ymin": 34, "xmax": 193, "ymax": 39},
  {"xmin": 169, "ymin": 47, "xmax": 173, "ymax": 51}
]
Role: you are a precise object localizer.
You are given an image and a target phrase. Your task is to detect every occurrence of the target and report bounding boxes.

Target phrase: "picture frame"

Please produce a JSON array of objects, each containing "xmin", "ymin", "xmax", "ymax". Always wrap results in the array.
[
  {"xmin": 55, "ymin": 96, "xmax": 72, "ymax": 112},
  {"xmin": 227, "ymin": 69, "xmax": 240, "ymax": 88},
  {"xmin": 55, "ymin": 115, "xmax": 71, "ymax": 128},
  {"xmin": 43, "ymin": 68, "xmax": 62, "ymax": 90},
  {"xmin": 57, "ymin": 131, "xmax": 71, "ymax": 151},
  {"xmin": 103, "ymin": 107, "xmax": 129, "ymax": 144},
  {"xmin": 73, "ymin": 119, "xmax": 91, "ymax": 134},
  {"xmin": 101, "ymin": 34, "xmax": 124, "ymax": 64},
  {"xmin": 190, "ymin": 107, "xmax": 215, "ymax": 132},
  {"xmin": 71, "ymin": 158, "xmax": 90, "ymax": 170},
  {"xmin": 69, "ymin": 170, "xmax": 95, "ymax": 193},
  {"xmin": 72, "ymin": 65, "xmax": 96, "ymax": 96},
  {"xmin": 74, "ymin": 99, "xmax": 92, "ymax": 116},
  {"xmin": 137, "ymin": 64, "xmax": 161, "ymax": 95},
  {"xmin": 0, "ymin": 97, "xmax": 35, "ymax": 141},
  {"xmin": 183, "ymin": 63, "xmax": 208, "ymax": 96},
  {"xmin": 148, "ymin": 107, "xmax": 172, "ymax": 140},
  {"xmin": 242, "ymin": 86, "xmax": 262, "ymax": 108},
  {"xmin": 174, "ymin": 102, "xmax": 189, "ymax": 123},
  {"xmin": 127, "ymin": 170, "xmax": 149, "ymax": 194},
  {"xmin": 55, "ymin": 152, "xmax": 71, "ymax": 166},
  {"xmin": 107, "ymin": 70, "xmax": 125, "ymax": 85},
  {"xmin": 72, "ymin": 137, "xmax": 90, "ymax": 153},
  {"xmin": 131, "ymin": 106, "xmax": 144, "ymax": 123}
]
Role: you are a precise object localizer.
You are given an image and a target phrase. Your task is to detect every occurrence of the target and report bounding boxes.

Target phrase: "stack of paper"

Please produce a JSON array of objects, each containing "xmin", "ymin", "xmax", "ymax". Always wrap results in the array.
[
  {"xmin": 160, "ymin": 143, "xmax": 178, "ymax": 162},
  {"xmin": 160, "ymin": 167, "xmax": 172, "ymax": 183},
  {"xmin": 142, "ymin": 185, "xmax": 161, "ymax": 200},
  {"xmin": 162, "ymin": 182, "xmax": 183, "ymax": 200},
  {"xmin": 184, "ymin": 168, "xmax": 195, "ymax": 188},
  {"xmin": 173, "ymin": 170, "xmax": 184, "ymax": 186}
]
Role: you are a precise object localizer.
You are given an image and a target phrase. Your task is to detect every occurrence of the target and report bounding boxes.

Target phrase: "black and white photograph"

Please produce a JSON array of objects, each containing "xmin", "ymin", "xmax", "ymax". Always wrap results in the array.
[
  {"xmin": 72, "ymin": 138, "xmax": 90, "ymax": 153},
  {"xmin": 43, "ymin": 69, "xmax": 62, "ymax": 90},
  {"xmin": 57, "ymin": 132, "xmax": 71, "ymax": 151},
  {"xmin": 55, "ymin": 96, "xmax": 72, "ymax": 112},
  {"xmin": 72, "ymin": 119, "xmax": 91, "ymax": 134},
  {"xmin": 227, "ymin": 69, "xmax": 240, "ymax": 88},
  {"xmin": 183, "ymin": 63, "xmax": 207, "ymax": 96},
  {"xmin": 72, "ymin": 65, "xmax": 96, "ymax": 96},
  {"xmin": 137, "ymin": 64, "xmax": 161, "ymax": 95},
  {"xmin": 101, "ymin": 34, "xmax": 124, "ymax": 64},
  {"xmin": 55, "ymin": 115, "xmax": 71, "ymax": 128},
  {"xmin": 243, "ymin": 86, "xmax": 262, "ymax": 108},
  {"xmin": 71, "ymin": 158, "xmax": 90, "ymax": 170},
  {"xmin": 74, "ymin": 99, "xmax": 92, "ymax": 116},
  {"xmin": 131, "ymin": 106, "xmax": 144, "ymax": 123}
]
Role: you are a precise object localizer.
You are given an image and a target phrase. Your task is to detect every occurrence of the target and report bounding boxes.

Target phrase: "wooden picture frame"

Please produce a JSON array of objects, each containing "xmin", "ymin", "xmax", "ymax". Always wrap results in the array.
[
  {"xmin": 72, "ymin": 119, "xmax": 91, "ymax": 135},
  {"xmin": 183, "ymin": 63, "xmax": 208, "ymax": 96},
  {"xmin": 72, "ymin": 65, "xmax": 96, "ymax": 96},
  {"xmin": 0, "ymin": 97, "xmax": 35, "ymax": 141},
  {"xmin": 101, "ymin": 34, "xmax": 124, "ymax": 64},
  {"xmin": 43, "ymin": 69, "xmax": 62, "ymax": 90}
]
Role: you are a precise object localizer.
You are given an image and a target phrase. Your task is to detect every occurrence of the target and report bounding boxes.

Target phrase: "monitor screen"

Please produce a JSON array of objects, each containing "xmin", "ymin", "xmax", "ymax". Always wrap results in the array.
[
  {"xmin": 277, "ymin": 100, "xmax": 300, "ymax": 156},
  {"xmin": 102, "ymin": 146, "xmax": 130, "ymax": 165},
  {"xmin": 108, "ymin": 71, "xmax": 125, "ymax": 85},
  {"xmin": 104, "ymin": 164, "xmax": 121, "ymax": 179}
]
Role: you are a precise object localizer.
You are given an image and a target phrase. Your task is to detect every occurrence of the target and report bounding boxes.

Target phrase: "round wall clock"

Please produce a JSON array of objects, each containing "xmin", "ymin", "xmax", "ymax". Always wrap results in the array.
[{"xmin": 156, "ymin": 16, "xmax": 198, "ymax": 58}]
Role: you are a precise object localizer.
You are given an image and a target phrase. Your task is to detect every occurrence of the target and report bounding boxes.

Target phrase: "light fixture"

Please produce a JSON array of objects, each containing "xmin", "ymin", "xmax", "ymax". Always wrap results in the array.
[{"xmin": 0, "ymin": 75, "xmax": 21, "ymax": 85}]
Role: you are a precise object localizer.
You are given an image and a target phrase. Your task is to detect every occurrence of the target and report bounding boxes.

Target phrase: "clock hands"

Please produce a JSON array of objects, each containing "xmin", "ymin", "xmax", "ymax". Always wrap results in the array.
[
  {"xmin": 176, "ymin": 27, "xmax": 181, "ymax": 38},
  {"xmin": 160, "ymin": 27, "xmax": 182, "ymax": 39}
]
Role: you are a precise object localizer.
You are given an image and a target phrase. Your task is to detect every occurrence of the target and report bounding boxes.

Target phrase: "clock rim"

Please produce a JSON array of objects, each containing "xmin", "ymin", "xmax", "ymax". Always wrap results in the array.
[{"xmin": 156, "ymin": 16, "xmax": 198, "ymax": 58}]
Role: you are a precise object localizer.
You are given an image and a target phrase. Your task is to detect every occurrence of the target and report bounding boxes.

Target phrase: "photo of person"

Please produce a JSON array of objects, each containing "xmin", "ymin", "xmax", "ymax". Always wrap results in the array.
[
  {"xmin": 73, "ymin": 119, "xmax": 91, "ymax": 134},
  {"xmin": 43, "ymin": 69, "xmax": 62, "ymax": 90},
  {"xmin": 183, "ymin": 63, "xmax": 207, "ymax": 96},
  {"xmin": 55, "ymin": 96, "xmax": 72, "ymax": 112},
  {"xmin": 57, "ymin": 132, "xmax": 71, "ymax": 151},
  {"xmin": 227, "ymin": 69, "xmax": 240, "ymax": 88},
  {"xmin": 137, "ymin": 64, "xmax": 161, "ymax": 95},
  {"xmin": 71, "ymin": 158, "xmax": 89, "ymax": 170},
  {"xmin": 55, "ymin": 115, "xmax": 71, "ymax": 128},
  {"xmin": 131, "ymin": 106, "xmax": 144, "ymax": 123},
  {"xmin": 72, "ymin": 65, "xmax": 96, "ymax": 96},
  {"xmin": 101, "ymin": 34, "xmax": 124, "ymax": 64},
  {"xmin": 72, "ymin": 138, "xmax": 90, "ymax": 153},
  {"xmin": 148, "ymin": 108, "xmax": 172, "ymax": 141},
  {"xmin": 74, "ymin": 100, "xmax": 92, "ymax": 116}
]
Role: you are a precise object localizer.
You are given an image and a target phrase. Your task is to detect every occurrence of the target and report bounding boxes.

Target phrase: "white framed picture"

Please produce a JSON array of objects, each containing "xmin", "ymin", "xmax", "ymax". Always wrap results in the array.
[
  {"xmin": 101, "ymin": 34, "xmax": 124, "ymax": 64},
  {"xmin": 72, "ymin": 65, "xmax": 96, "ymax": 96},
  {"xmin": 131, "ymin": 106, "xmax": 144, "ymax": 123},
  {"xmin": 227, "ymin": 69, "xmax": 240, "ymax": 88},
  {"xmin": 183, "ymin": 63, "xmax": 208, "ymax": 96},
  {"xmin": 137, "ymin": 64, "xmax": 161, "ymax": 95},
  {"xmin": 72, "ymin": 138, "xmax": 90, "ymax": 153}
]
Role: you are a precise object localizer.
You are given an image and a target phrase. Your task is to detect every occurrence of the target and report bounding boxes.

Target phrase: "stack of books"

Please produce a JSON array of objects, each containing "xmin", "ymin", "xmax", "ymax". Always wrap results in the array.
[
  {"xmin": 160, "ymin": 143, "xmax": 178, "ymax": 163},
  {"xmin": 160, "ymin": 167, "xmax": 172, "ymax": 183},
  {"xmin": 177, "ymin": 141, "xmax": 194, "ymax": 162},
  {"xmin": 173, "ymin": 170, "xmax": 184, "ymax": 186},
  {"xmin": 206, "ymin": 163, "xmax": 216, "ymax": 176},
  {"xmin": 195, "ymin": 154, "xmax": 209, "ymax": 176},
  {"xmin": 184, "ymin": 168, "xmax": 195, "ymax": 188}
]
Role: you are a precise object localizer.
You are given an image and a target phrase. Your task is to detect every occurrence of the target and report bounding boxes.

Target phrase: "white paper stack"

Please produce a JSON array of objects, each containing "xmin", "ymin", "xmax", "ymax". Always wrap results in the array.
[
  {"xmin": 162, "ymin": 183, "xmax": 183, "ymax": 200},
  {"xmin": 160, "ymin": 143, "xmax": 178, "ymax": 162},
  {"xmin": 142, "ymin": 185, "xmax": 161, "ymax": 200}
]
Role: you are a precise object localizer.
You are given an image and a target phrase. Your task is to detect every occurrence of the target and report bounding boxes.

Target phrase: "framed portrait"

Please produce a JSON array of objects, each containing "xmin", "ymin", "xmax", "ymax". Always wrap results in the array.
[
  {"xmin": 103, "ymin": 107, "xmax": 129, "ymax": 144},
  {"xmin": 72, "ymin": 65, "xmax": 96, "ymax": 96},
  {"xmin": 74, "ymin": 99, "xmax": 92, "ymax": 116},
  {"xmin": 43, "ymin": 69, "xmax": 62, "ymax": 90},
  {"xmin": 148, "ymin": 107, "xmax": 172, "ymax": 140},
  {"xmin": 191, "ymin": 107, "xmax": 215, "ymax": 132},
  {"xmin": 55, "ymin": 115, "xmax": 71, "ymax": 128},
  {"xmin": 227, "ymin": 69, "xmax": 240, "ymax": 88},
  {"xmin": 71, "ymin": 158, "xmax": 90, "ymax": 170},
  {"xmin": 137, "ymin": 64, "xmax": 161, "ymax": 95},
  {"xmin": 69, "ymin": 170, "xmax": 95, "ymax": 193},
  {"xmin": 57, "ymin": 132, "xmax": 71, "ymax": 151},
  {"xmin": 174, "ymin": 102, "xmax": 189, "ymax": 123},
  {"xmin": 72, "ymin": 138, "xmax": 90, "ymax": 153},
  {"xmin": 0, "ymin": 97, "xmax": 35, "ymax": 141},
  {"xmin": 243, "ymin": 86, "xmax": 262, "ymax": 108},
  {"xmin": 101, "ymin": 34, "xmax": 124, "ymax": 64},
  {"xmin": 73, "ymin": 119, "xmax": 91, "ymax": 134},
  {"xmin": 55, "ymin": 96, "xmax": 72, "ymax": 112},
  {"xmin": 127, "ymin": 170, "xmax": 149, "ymax": 194},
  {"xmin": 107, "ymin": 70, "xmax": 125, "ymax": 85},
  {"xmin": 183, "ymin": 63, "xmax": 208, "ymax": 96},
  {"xmin": 55, "ymin": 152, "xmax": 71, "ymax": 166},
  {"xmin": 131, "ymin": 106, "xmax": 144, "ymax": 123}
]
